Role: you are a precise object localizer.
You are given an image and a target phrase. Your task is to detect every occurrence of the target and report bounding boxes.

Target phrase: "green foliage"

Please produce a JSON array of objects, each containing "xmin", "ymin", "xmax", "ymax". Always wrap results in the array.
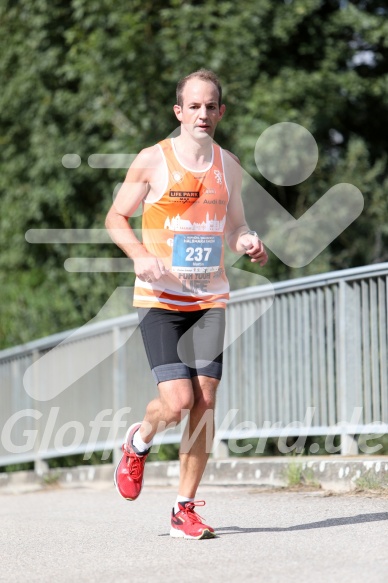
[
  {"xmin": 0, "ymin": 461, "xmax": 34, "ymax": 473},
  {"xmin": 358, "ymin": 433, "xmax": 388, "ymax": 455},
  {"xmin": 1, "ymin": 0, "xmax": 387, "ymax": 348},
  {"xmin": 355, "ymin": 469, "xmax": 388, "ymax": 492},
  {"xmin": 0, "ymin": 451, "xmax": 114, "ymax": 472},
  {"xmin": 47, "ymin": 450, "xmax": 114, "ymax": 468},
  {"xmin": 285, "ymin": 461, "xmax": 304, "ymax": 486},
  {"xmin": 148, "ymin": 443, "xmax": 180, "ymax": 462},
  {"xmin": 284, "ymin": 462, "xmax": 319, "ymax": 488},
  {"xmin": 227, "ymin": 434, "xmax": 388, "ymax": 456},
  {"xmin": 42, "ymin": 471, "xmax": 61, "ymax": 485}
]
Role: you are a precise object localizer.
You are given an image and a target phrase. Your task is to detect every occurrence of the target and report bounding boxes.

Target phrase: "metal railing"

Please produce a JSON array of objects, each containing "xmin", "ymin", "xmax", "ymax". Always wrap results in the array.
[{"xmin": 1, "ymin": 263, "xmax": 388, "ymax": 470}]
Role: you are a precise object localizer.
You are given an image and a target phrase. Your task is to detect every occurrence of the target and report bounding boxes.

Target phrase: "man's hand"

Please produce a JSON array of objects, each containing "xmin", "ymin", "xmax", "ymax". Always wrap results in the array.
[
  {"xmin": 239, "ymin": 233, "xmax": 268, "ymax": 266},
  {"xmin": 134, "ymin": 254, "xmax": 168, "ymax": 282}
]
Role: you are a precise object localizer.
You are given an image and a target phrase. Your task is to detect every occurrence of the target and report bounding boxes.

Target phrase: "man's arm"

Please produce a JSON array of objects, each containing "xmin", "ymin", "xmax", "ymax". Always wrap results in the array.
[
  {"xmin": 223, "ymin": 150, "xmax": 268, "ymax": 266},
  {"xmin": 105, "ymin": 146, "xmax": 167, "ymax": 282}
]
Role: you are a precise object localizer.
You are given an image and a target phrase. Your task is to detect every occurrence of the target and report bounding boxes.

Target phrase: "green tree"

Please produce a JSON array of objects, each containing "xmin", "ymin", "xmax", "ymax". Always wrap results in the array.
[{"xmin": 1, "ymin": 0, "xmax": 387, "ymax": 348}]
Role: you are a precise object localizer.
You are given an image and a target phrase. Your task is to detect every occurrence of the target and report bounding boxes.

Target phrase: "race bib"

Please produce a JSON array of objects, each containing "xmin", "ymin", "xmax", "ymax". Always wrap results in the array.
[{"xmin": 171, "ymin": 234, "xmax": 222, "ymax": 273}]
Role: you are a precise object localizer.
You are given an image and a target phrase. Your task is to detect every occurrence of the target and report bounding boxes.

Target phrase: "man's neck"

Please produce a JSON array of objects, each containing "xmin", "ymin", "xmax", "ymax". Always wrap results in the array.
[{"xmin": 173, "ymin": 132, "xmax": 214, "ymax": 170}]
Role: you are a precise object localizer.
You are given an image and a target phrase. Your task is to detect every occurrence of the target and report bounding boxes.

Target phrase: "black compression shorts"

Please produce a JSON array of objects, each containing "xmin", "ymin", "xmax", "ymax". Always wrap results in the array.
[{"xmin": 137, "ymin": 308, "xmax": 226, "ymax": 384}]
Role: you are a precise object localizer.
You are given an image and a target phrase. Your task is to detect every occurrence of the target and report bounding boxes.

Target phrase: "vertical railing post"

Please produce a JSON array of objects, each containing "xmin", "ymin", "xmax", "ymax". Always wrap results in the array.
[
  {"xmin": 112, "ymin": 326, "xmax": 126, "ymax": 465},
  {"xmin": 338, "ymin": 280, "xmax": 359, "ymax": 455},
  {"xmin": 32, "ymin": 349, "xmax": 49, "ymax": 475}
]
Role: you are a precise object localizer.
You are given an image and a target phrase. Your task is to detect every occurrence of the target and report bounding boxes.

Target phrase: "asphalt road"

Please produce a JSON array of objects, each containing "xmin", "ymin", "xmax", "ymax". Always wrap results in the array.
[{"xmin": 0, "ymin": 483, "xmax": 387, "ymax": 583}]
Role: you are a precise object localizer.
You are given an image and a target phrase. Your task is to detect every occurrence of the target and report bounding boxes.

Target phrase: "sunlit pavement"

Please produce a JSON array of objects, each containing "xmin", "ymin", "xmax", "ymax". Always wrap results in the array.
[{"xmin": 1, "ymin": 484, "xmax": 387, "ymax": 582}]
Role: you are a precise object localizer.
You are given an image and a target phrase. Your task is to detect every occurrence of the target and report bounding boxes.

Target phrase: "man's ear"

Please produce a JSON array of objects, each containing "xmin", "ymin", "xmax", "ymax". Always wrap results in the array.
[
  {"xmin": 219, "ymin": 104, "xmax": 226, "ymax": 120},
  {"xmin": 173, "ymin": 104, "xmax": 182, "ymax": 121}
]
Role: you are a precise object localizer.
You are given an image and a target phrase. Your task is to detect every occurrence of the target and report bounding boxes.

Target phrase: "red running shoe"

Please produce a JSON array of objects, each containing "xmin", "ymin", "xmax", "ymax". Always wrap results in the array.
[
  {"xmin": 114, "ymin": 423, "xmax": 150, "ymax": 501},
  {"xmin": 170, "ymin": 501, "xmax": 216, "ymax": 539}
]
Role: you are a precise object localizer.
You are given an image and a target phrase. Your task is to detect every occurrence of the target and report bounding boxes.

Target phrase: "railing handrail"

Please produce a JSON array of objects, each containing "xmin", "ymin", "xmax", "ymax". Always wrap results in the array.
[
  {"xmin": 1, "ymin": 261, "xmax": 388, "ymax": 465},
  {"xmin": 2, "ymin": 262, "xmax": 388, "ymax": 362}
]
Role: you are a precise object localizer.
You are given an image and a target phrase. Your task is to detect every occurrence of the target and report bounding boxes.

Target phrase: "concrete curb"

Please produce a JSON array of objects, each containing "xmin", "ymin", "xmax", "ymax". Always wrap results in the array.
[
  {"xmin": 1, "ymin": 456, "xmax": 388, "ymax": 494},
  {"xmin": 147, "ymin": 456, "xmax": 388, "ymax": 492}
]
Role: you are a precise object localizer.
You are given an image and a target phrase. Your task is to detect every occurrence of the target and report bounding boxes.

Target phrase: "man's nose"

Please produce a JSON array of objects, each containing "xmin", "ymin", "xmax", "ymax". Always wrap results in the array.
[{"xmin": 199, "ymin": 105, "xmax": 208, "ymax": 118}]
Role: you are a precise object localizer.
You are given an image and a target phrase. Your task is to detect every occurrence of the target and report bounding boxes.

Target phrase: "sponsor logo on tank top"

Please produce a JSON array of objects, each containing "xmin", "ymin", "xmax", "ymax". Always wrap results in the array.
[
  {"xmin": 169, "ymin": 191, "xmax": 200, "ymax": 198},
  {"xmin": 214, "ymin": 169, "xmax": 223, "ymax": 185}
]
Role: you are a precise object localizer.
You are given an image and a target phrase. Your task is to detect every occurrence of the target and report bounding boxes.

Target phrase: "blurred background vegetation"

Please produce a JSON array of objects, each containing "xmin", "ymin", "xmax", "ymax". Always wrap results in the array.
[
  {"xmin": 1, "ymin": 0, "xmax": 388, "ymax": 351},
  {"xmin": 3, "ymin": 433, "xmax": 388, "ymax": 472}
]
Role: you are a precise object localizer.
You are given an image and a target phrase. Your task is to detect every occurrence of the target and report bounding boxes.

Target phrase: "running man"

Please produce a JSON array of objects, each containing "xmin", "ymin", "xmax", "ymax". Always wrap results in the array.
[{"xmin": 105, "ymin": 69, "xmax": 268, "ymax": 539}]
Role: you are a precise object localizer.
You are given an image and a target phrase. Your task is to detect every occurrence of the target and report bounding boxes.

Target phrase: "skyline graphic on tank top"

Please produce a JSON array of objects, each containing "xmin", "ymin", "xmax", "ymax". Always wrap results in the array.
[{"xmin": 133, "ymin": 138, "xmax": 230, "ymax": 311}]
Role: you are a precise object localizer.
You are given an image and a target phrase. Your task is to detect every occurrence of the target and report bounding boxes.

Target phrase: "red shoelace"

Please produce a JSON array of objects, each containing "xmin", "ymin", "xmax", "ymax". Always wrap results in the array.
[
  {"xmin": 125, "ymin": 452, "xmax": 146, "ymax": 480},
  {"xmin": 180, "ymin": 500, "xmax": 206, "ymax": 523}
]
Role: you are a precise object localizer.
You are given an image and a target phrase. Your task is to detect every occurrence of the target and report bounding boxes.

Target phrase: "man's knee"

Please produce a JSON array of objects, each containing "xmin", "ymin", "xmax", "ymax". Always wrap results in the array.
[
  {"xmin": 158, "ymin": 380, "xmax": 195, "ymax": 423},
  {"xmin": 192, "ymin": 377, "xmax": 219, "ymax": 412},
  {"xmin": 167, "ymin": 399, "xmax": 194, "ymax": 423}
]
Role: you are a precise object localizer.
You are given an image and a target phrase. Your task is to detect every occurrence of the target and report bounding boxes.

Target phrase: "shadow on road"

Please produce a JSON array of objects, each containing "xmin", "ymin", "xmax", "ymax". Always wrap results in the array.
[
  {"xmin": 159, "ymin": 512, "xmax": 388, "ymax": 537},
  {"xmin": 214, "ymin": 512, "xmax": 388, "ymax": 535}
]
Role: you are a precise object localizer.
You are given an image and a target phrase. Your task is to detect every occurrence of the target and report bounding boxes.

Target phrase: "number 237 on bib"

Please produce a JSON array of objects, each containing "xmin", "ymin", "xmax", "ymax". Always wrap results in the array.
[{"xmin": 171, "ymin": 234, "xmax": 222, "ymax": 274}]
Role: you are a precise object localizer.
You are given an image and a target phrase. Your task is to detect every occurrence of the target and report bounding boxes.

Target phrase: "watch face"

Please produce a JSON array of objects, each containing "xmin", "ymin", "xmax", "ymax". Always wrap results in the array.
[{"xmin": 240, "ymin": 230, "xmax": 259, "ymax": 239}]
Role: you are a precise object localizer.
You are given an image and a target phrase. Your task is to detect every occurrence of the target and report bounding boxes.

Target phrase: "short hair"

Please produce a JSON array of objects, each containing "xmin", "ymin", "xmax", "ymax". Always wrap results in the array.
[{"xmin": 176, "ymin": 69, "xmax": 223, "ymax": 107}]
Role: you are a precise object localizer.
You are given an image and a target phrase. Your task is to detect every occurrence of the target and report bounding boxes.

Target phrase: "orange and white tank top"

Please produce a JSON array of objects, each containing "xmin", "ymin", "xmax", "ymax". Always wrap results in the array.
[{"xmin": 133, "ymin": 138, "xmax": 230, "ymax": 311}]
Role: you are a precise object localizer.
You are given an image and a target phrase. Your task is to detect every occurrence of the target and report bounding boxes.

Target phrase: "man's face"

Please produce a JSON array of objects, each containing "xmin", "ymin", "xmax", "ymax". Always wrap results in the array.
[{"xmin": 173, "ymin": 78, "xmax": 226, "ymax": 141}]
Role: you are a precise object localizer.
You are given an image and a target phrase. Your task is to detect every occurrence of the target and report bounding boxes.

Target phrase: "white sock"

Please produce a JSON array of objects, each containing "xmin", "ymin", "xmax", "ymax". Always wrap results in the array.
[
  {"xmin": 132, "ymin": 428, "xmax": 152, "ymax": 454},
  {"xmin": 174, "ymin": 496, "xmax": 194, "ymax": 514}
]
